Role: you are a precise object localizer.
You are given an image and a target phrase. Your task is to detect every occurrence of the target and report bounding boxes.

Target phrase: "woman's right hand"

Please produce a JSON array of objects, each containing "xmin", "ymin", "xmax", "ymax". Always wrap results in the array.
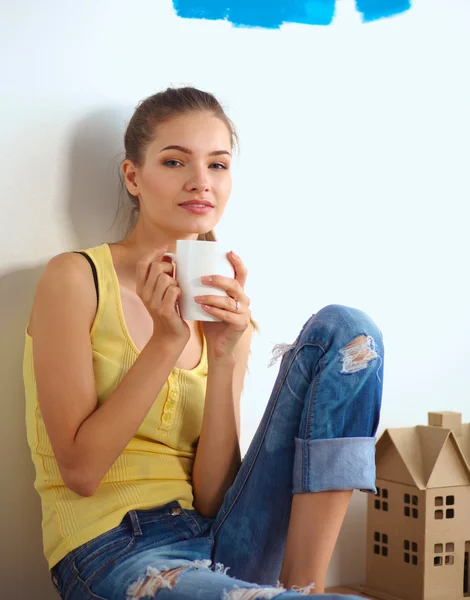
[{"xmin": 136, "ymin": 246, "xmax": 190, "ymax": 344}]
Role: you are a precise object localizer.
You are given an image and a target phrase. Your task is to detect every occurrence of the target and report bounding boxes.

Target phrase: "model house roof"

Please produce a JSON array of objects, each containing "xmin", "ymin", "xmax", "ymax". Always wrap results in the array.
[{"xmin": 375, "ymin": 412, "xmax": 470, "ymax": 490}]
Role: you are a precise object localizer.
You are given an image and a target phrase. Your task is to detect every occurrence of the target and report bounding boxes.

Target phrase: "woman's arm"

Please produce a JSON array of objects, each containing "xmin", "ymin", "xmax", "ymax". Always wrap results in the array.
[
  {"xmin": 192, "ymin": 324, "xmax": 253, "ymax": 517},
  {"xmin": 31, "ymin": 251, "xmax": 188, "ymax": 497}
]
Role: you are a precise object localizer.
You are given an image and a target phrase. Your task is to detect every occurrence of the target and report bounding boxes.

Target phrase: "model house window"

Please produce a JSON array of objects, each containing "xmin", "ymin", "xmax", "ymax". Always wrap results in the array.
[
  {"xmin": 404, "ymin": 494, "xmax": 419, "ymax": 518},
  {"xmin": 434, "ymin": 542, "xmax": 455, "ymax": 566},
  {"xmin": 374, "ymin": 531, "xmax": 389, "ymax": 557},
  {"xmin": 464, "ymin": 550, "xmax": 469, "ymax": 595},
  {"xmin": 434, "ymin": 496, "xmax": 455, "ymax": 520},
  {"xmin": 404, "ymin": 540, "xmax": 419, "ymax": 565},
  {"xmin": 375, "ymin": 487, "xmax": 389, "ymax": 512}
]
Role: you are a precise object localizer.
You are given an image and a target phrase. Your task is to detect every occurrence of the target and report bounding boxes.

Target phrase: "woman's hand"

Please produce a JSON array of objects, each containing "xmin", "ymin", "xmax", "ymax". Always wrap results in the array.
[
  {"xmin": 194, "ymin": 251, "xmax": 251, "ymax": 359},
  {"xmin": 136, "ymin": 246, "xmax": 191, "ymax": 345}
]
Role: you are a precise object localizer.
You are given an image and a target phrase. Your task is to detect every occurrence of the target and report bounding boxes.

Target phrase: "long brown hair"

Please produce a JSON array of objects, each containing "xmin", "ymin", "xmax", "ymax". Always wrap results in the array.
[{"xmin": 119, "ymin": 86, "xmax": 259, "ymax": 335}]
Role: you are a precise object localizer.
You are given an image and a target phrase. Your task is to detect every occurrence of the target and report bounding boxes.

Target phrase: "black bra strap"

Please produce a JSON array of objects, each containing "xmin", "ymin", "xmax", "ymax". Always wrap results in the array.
[{"xmin": 74, "ymin": 251, "xmax": 99, "ymax": 304}]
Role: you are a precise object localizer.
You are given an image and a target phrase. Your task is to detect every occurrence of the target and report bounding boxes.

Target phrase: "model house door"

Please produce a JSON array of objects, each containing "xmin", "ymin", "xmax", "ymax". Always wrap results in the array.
[{"xmin": 464, "ymin": 542, "xmax": 469, "ymax": 597}]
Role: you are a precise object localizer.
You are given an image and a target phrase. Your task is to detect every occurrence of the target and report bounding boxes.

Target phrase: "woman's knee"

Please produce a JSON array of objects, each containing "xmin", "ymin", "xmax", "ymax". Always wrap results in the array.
[
  {"xmin": 314, "ymin": 304, "xmax": 382, "ymax": 345},
  {"xmin": 294, "ymin": 305, "xmax": 383, "ymax": 378}
]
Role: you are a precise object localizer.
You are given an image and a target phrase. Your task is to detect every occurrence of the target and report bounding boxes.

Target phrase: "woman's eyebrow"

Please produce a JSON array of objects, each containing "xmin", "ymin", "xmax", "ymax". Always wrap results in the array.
[{"xmin": 159, "ymin": 145, "xmax": 231, "ymax": 157}]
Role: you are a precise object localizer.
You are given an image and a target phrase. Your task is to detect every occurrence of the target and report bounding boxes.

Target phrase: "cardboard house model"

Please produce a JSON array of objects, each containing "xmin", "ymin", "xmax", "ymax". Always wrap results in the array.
[{"xmin": 362, "ymin": 411, "xmax": 470, "ymax": 600}]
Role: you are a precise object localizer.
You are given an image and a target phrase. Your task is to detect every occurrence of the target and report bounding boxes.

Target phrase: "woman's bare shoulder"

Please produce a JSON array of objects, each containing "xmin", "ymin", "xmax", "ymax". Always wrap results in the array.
[{"xmin": 29, "ymin": 252, "xmax": 97, "ymax": 336}]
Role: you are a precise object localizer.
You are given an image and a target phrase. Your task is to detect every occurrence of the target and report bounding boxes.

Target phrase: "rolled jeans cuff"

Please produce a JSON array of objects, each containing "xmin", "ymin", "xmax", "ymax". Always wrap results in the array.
[{"xmin": 293, "ymin": 437, "xmax": 377, "ymax": 494}]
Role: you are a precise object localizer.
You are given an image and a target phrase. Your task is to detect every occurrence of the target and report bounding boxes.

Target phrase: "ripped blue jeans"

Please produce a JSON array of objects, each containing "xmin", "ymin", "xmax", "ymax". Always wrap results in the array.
[{"xmin": 51, "ymin": 305, "xmax": 384, "ymax": 600}]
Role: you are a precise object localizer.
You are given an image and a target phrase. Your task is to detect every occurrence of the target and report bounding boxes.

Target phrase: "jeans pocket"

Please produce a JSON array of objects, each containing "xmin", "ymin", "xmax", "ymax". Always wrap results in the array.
[
  {"xmin": 182, "ymin": 509, "xmax": 214, "ymax": 538},
  {"xmin": 73, "ymin": 529, "xmax": 136, "ymax": 587}
]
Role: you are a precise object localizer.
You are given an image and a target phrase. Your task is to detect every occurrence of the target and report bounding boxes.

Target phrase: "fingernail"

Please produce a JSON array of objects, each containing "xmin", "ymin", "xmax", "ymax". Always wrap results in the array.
[
  {"xmin": 201, "ymin": 276, "xmax": 212, "ymax": 283},
  {"xmin": 231, "ymin": 251, "xmax": 239, "ymax": 259}
]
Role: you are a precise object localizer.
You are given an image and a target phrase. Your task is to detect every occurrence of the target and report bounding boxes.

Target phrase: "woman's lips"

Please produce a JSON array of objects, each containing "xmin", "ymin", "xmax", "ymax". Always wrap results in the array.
[{"xmin": 178, "ymin": 205, "xmax": 213, "ymax": 214}]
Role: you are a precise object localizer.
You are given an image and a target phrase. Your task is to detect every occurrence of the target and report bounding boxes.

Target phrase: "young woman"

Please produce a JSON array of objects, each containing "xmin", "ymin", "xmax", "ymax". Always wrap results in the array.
[{"xmin": 24, "ymin": 86, "xmax": 384, "ymax": 600}]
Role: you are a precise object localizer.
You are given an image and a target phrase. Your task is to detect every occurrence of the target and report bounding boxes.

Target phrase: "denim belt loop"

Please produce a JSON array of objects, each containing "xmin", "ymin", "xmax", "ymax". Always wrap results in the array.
[{"xmin": 129, "ymin": 510, "xmax": 143, "ymax": 536}]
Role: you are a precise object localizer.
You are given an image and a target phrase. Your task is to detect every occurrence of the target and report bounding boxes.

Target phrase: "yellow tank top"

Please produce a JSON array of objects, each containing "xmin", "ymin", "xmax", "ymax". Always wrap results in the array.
[{"xmin": 23, "ymin": 243, "xmax": 208, "ymax": 569}]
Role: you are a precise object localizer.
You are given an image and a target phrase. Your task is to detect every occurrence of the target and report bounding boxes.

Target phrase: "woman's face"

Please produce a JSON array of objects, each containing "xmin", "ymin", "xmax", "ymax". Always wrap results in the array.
[{"xmin": 126, "ymin": 111, "xmax": 233, "ymax": 237}]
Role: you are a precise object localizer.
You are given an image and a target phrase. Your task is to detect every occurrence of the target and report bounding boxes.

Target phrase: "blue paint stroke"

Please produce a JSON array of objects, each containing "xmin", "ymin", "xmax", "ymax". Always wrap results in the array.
[
  {"xmin": 355, "ymin": 0, "xmax": 411, "ymax": 22},
  {"xmin": 173, "ymin": 0, "xmax": 336, "ymax": 29},
  {"xmin": 173, "ymin": 0, "xmax": 412, "ymax": 28}
]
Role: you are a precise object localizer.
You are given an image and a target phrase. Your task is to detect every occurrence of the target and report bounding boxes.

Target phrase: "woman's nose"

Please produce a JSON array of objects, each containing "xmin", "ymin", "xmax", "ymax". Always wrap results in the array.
[{"xmin": 183, "ymin": 168, "xmax": 210, "ymax": 193}]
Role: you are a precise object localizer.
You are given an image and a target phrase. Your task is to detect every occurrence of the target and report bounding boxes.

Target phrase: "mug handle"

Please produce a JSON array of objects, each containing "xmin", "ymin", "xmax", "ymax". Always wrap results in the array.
[
  {"xmin": 163, "ymin": 252, "xmax": 180, "ymax": 317},
  {"xmin": 163, "ymin": 252, "xmax": 176, "ymax": 265}
]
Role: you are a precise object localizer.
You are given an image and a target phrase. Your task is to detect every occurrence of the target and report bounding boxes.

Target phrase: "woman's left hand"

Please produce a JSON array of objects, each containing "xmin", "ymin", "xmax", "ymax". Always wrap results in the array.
[{"xmin": 194, "ymin": 251, "xmax": 251, "ymax": 359}]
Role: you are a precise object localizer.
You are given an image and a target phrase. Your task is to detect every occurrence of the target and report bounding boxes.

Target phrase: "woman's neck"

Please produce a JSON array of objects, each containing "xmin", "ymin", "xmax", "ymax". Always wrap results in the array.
[{"xmin": 111, "ymin": 219, "xmax": 200, "ymax": 284}]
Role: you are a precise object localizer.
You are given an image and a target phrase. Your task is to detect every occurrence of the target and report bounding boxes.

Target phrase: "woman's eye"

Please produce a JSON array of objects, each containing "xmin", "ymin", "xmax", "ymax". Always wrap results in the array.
[{"xmin": 163, "ymin": 160, "xmax": 227, "ymax": 169}]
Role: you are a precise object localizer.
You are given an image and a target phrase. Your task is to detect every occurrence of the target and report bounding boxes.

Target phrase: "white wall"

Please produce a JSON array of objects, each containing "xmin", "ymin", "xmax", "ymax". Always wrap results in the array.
[{"xmin": 1, "ymin": 0, "xmax": 469, "ymax": 596}]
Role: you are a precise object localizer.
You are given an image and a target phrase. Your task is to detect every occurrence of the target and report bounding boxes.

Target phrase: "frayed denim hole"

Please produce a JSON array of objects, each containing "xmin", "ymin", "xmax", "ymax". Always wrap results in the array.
[
  {"xmin": 127, "ymin": 560, "xmax": 213, "ymax": 599},
  {"xmin": 339, "ymin": 334, "xmax": 382, "ymax": 382},
  {"xmin": 268, "ymin": 314, "xmax": 316, "ymax": 369},
  {"xmin": 268, "ymin": 343, "xmax": 294, "ymax": 368}
]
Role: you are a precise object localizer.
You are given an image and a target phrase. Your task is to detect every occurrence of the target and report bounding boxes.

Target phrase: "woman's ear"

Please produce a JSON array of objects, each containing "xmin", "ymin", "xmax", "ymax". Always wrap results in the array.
[{"xmin": 122, "ymin": 159, "xmax": 140, "ymax": 197}]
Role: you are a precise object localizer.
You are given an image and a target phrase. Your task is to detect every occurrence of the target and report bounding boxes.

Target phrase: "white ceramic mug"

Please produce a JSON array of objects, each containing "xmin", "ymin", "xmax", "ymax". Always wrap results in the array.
[{"xmin": 164, "ymin": 239, "xmax": 235, "ymax": 322}]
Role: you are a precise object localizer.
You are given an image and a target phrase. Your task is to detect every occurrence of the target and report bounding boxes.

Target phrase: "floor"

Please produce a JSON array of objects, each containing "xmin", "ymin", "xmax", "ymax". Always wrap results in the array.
[{"xmin": 326, "ymin": 586, "xmax": 376, "ymax": 598}]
